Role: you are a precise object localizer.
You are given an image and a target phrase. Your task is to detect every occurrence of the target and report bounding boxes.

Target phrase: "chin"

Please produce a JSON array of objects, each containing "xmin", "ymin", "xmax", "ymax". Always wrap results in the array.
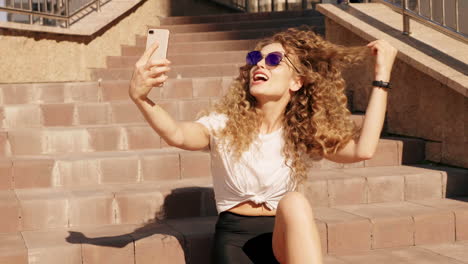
[
  {"xmin": 249, "ymin": 82, "xmax": 268, "ymax": 94},
  {"xmin": 249, "ymin": 84, "xmax": 282, "ymax": 102},
  {"xmin": 249, "ymin": 85, "xmax": 266, "ymax": 99}
]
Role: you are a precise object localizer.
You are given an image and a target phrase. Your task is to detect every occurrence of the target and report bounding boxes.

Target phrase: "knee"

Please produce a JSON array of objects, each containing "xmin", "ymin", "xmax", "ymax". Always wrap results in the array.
[{"xmin": 277, "ymin": 191, "xmax": 314, "ymax": 218}]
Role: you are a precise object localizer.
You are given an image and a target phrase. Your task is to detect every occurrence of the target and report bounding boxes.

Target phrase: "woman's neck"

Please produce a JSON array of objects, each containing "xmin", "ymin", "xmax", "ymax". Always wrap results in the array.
[{"xmin": 257, "ymin": 100, "xmax": 286, "ymax": 134}]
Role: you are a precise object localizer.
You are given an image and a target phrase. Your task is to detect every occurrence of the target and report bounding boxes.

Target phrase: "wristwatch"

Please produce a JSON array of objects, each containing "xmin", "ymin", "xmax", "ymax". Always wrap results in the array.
[{"xmin": 372, "ymin": 80, "xmax": 391, "ymax": 89}]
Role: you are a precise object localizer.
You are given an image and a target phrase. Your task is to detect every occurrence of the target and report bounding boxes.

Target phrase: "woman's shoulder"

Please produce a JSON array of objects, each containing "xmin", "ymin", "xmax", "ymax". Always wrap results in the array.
[
  {"xmin": 197, "ymin": 111, "xmax": 228, "ymax": 123},
  {"xmin": 195, "ymin": 111, "xmax": 228, "ymax": 133}
]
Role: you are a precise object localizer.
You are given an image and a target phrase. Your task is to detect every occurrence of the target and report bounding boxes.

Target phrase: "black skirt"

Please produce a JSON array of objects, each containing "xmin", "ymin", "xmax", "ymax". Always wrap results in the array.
[{"xmin": 211, "ymin": 211, "xmax": 280, "ymax": 264}]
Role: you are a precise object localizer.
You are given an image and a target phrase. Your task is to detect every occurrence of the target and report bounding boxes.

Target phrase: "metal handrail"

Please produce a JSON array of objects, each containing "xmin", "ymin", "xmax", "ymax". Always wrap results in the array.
[
  {"xmin": 210, "ymin": 0, "xmax": 248, "ymax": 11},
  {"xmin": 0, "ymin": 0, "xmax": 106, "ymax": 28},
  {"xmin": 211, "ymin": 0, "xmax": 311, "ymax": 12},
  {"xmin": 373, "ymin": 0, "xmax": 467, "ymax": 44}
]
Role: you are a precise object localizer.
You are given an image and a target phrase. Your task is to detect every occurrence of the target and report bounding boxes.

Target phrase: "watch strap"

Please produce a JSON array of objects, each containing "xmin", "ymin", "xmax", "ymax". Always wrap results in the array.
[{"xmin": 372, "ymin": 80, "xmax": 391, "ymax": 89}]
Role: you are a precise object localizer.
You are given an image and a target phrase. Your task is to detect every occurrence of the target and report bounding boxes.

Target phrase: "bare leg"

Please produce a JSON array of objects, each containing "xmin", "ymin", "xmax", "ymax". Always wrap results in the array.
[{"xmin": 272, "ymin": 191, "xmax": 323, "ymax": 264}]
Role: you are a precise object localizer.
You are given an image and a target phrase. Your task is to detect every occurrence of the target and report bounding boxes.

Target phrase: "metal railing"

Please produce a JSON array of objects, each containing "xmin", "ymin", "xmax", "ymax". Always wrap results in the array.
[
  {"xmin": 211, "ymin": 0, "xmax": 314, "ymax": 12},
  {"xmin": 374, "ymin": 0, "xmax": 467, "ymax": 44},
  {"xmin": 0, "ymin": 0, "xmax": 106, "ymax": 28}
]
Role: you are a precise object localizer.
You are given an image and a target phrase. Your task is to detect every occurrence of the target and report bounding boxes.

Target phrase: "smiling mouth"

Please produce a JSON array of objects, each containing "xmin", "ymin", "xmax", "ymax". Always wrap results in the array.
[{"xmin": 252, "ymin": 72, "xmax": 269, "ymax": 85}]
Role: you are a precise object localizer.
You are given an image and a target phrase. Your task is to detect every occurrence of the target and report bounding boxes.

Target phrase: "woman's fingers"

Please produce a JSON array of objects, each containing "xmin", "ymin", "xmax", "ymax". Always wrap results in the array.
[
  {"xmin": 130, "ymin": 55, "xmax": 171, "ymax": 100},
  {"xmin": 366, "ymin": 39, "xmax": 398, "ymax": 79},
  {"xmin": 146, "ymin": 66, "xmax": 171, "ymax": 78},
  {"xmin": 367, "ymin": 40, "xmax": 383, "ymax": 54},
  {"xmin": 366, "ymin": 40, "xmax": 378, "ymax": 47},
  {"xmin": 146, "ymin": 74, "xmax": 169, "ymax": 87},
  {"xmin": 145, "ymin": 58, "xmax": 171, "ymax": 71},
  {"xmin": 142, "ymin": 65, "xmax": 171, "ymax": 88},
  {"xmin": 136, "ymin": 41, "xmax": 160, "ymax": 67}
]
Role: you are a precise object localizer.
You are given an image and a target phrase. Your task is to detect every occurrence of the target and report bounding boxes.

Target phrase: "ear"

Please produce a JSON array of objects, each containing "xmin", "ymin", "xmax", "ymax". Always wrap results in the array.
[{"xmin": 289, "ymin": 75, "xmax": 304, "ymax": 92}]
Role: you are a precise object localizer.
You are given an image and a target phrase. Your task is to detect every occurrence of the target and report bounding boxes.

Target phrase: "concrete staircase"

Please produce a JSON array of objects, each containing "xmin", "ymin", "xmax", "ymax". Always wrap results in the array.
[{"xmin": 1, "ymin": 9, "xmax": 468, "ymax": 264}]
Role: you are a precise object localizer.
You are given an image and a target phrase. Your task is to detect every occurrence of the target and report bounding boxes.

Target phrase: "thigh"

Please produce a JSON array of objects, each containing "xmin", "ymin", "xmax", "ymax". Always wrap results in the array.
[{"xmin": 272, "ymin": 211, "xmax": 286, "ymax": 263}]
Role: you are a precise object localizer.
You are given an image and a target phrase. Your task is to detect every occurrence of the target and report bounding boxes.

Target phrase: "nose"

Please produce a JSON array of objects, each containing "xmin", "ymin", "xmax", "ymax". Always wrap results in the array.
[
  {"xmin": 257, "ymin": 56, "xmax": 266, "ymax": 68},
  {"xmin": 256, "ymin": 56, "xmax": 267, "ymax": 68}
]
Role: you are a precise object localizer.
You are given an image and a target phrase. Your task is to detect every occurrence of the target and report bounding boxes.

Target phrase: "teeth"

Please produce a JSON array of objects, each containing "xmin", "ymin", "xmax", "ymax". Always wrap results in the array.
[{"xmin": 254, "ymin": 73, "xmax": 268, "ymax": 81}]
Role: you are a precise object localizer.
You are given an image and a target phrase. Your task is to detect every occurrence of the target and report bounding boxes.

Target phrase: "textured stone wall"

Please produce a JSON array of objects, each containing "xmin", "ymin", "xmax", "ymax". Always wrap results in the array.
[
  {"xmin": 0, "ymin": 0, "xmax": 167, "ymax": 83},
  {"xmin": 325, "ymin": 18, "xmax": 467, "ymax": 169},
  {"xmin": 0, "ymin": 0, "xmax": 233, "ymax": 84}
]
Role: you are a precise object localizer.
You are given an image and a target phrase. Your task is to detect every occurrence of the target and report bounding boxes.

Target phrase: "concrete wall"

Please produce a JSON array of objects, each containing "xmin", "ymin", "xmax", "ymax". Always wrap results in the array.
[
  {"xmin": 0, "ymin": 0, "xmax": 167, "ymax": 83},
  {"xmin": 325, "ymin": 18, "xmax": 467, "ymax": 169},
  {"xmin": 0, "ymin": 0, "xmax": 233, "ymax": 84}
]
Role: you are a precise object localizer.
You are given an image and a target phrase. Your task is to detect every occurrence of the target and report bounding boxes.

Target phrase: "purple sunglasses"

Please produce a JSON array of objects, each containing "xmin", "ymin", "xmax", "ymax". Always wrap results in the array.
[{"xmin": 246, "ymin": 51, "xmax": 300, "ymax": 73}]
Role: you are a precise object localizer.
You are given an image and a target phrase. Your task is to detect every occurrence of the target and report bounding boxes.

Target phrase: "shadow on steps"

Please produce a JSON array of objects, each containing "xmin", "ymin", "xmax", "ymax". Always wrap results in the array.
[{"xmin": 65, "ymin": 186, "xmax": 217, "ymax": 263}]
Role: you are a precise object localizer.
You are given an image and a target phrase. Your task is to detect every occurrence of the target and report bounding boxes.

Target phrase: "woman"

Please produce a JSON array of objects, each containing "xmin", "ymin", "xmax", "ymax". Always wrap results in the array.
[{"xmin": 129, "ymin": 26, "xmax": 397, "ymax": 263}]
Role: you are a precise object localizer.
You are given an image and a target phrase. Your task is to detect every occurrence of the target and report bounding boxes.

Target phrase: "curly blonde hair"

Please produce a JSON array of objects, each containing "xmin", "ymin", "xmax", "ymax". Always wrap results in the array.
[{"xmin": 206, "ymin": 26, "xmax": 368, "ymax": 189}]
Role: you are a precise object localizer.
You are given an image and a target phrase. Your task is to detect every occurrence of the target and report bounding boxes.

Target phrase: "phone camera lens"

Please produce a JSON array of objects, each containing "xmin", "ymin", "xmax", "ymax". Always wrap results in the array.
[{"xmin": 149, "ymin": 30, "xmax": 154, "ymax": 34}]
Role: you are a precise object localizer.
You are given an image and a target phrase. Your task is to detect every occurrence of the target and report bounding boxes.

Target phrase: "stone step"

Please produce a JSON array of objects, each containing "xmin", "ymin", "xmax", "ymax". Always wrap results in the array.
[
  {"xmin": 107, "ymin": 50, "xmax": 248, "ymax": 68},
  {"xmin": 0, "ymin": 77, "xmax": 232, "ymax": 106},
  {"xmin": 155, "ymin": 16, "xmax": 324, "ymax": 34},
  {"xmin": 5, "ymin": 118, "xmax": 403, "ymax": 156},
  {"xmin": 412, "ymin": 164, "xmax": 468, "ymax": 198},
  {"xmin": 0, "ymin": 177, "xmax": 216, "ymax": 234},
  {"xmin": 159, "ymin": 9, "xmax": 322, "ymax": 25},
  {"xmin": 0, "ymin": 217, "xmax": 214, "ymax": 264},
  {"xmin": 315, "ymin": 198, "xmax": 468, "ymax": 255},
  {"xmin": 0, "ymin": 88, "xmax": 363, "ymax": 128},
  {"xmin": 0, "ymin": 164, "xmax": 449, "ymax": 232},
  {"xmin": 0, "ymin": 82, "xmax": 101, "ymax": 105},
  {"xmin": 6, "ymin": 124, "xmax": 163, "ymax": 154},
  {"xmin": 0, "ymin": 137, "xmax": 403, "ymax": 188},
  {"xmin": 0, "ymin": 86, "xmax": 360, "ymax": 129},
  {"xmin": 0, "ymin": 122, "xmax": 429, "ymax": 169},
  {"xmin": 0, "ymin": 98, "xmax": 216, "ymax": 129},
  {"xmin": 135, "ymin": 26, "xmax": 325, "ymax": 45},
  {"xmin": 91, "ymin": 63, "xmax": 242, "ymax": 80},
  {"xmin": 328, "ymin": 242, "xmax": 468, "ymax": 264},
  {"xmin": 302, "ymin": 165, "xmax": 448, "ymax": 207},
  {"xmin": 0, "ymin": 148, "xmax": 211, "ymax": 190},
  {"xmin": 2, "ymin": 198, "xmax": 468, "ymax": 263},
  {"xmin": 121, "ymin": 39, "xmax": 257, "ymax": 56}
]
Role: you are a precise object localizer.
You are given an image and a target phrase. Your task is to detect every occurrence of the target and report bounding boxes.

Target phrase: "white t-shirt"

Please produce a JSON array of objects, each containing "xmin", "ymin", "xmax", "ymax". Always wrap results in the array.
[{"xmin": 195, "ymin": 112, "xmax": 296, "ymax": 214}]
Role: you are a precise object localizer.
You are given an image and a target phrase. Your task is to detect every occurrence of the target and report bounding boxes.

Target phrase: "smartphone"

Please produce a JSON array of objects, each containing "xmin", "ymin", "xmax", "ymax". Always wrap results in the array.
[{"xmin": 145, "ymin": 29, "xmax": 170, "ymax": 63}]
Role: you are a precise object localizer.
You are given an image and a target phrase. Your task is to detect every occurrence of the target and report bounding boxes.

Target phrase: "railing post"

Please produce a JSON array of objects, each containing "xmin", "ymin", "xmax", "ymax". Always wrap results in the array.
[
  {"xmin": 302, "ymin": 0, "xmax": 307, "ymax": 10},
  {"xmin": 271, "ymin": 0, "xmax": 275, "ymax": 12},
  {"xmin": 245, "ymin": 0, "xmax": 250, "ymax": 12},
  {"xmin": 29, "ymin": 0, "xmax": 33, "ymax": 24},
  {"xmin": 65, "ymin": 0, "xmax": 69, "ymax": 28},
  {"xmin": 442, "ymin": 0, "xmax": 445, "ymax": 26},
  {"xmin": 455, "ymin": 0, "xmax": 459, "ymax": 31},
  {"xmin": 285, "ymin": 0, "xmax": 288, "ymax": 10},
  {"xmin": 402, "ymin": 0, "xmax": 410, "ymax": 35},
  {"xmin": 429, "ymin": 0, "xmax": 433, "ymax": 20}
]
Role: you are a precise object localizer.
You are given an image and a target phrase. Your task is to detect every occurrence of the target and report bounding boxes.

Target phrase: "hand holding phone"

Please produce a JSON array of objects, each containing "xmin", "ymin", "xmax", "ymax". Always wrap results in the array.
[
  {"xmin": 146, "ymin": 29, "xmax": 169, "ymax": 63},
  {"xmin": 129, "ymin": 29, "xmax": 171, "ymax": 101}
]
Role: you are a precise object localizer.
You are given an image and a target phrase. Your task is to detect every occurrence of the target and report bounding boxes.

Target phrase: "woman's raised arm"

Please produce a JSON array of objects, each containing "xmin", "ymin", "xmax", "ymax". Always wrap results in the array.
[{"xmin": 129, "ymin": 41, "xmax": 210, "ymax": 151}]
